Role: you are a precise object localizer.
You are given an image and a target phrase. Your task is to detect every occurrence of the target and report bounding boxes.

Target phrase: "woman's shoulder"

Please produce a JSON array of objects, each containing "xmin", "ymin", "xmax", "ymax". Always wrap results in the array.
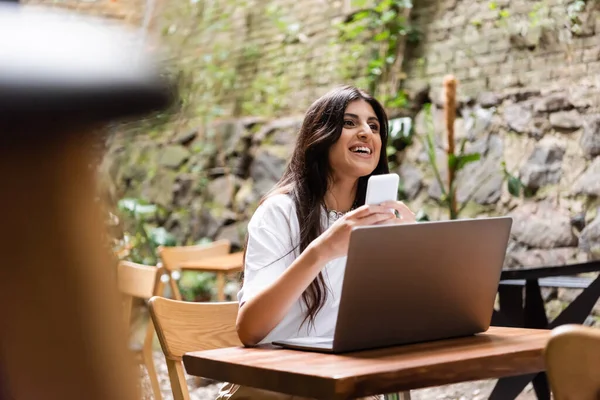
[{"xmin": 249, "ymin": 193, "xmax": 297, "ymax": 228}]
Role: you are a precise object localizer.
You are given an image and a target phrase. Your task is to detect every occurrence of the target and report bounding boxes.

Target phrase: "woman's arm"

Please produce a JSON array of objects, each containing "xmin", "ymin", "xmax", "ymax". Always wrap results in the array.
[{"xmin": 235, "ymin": 240, "xmax": 327, "ymax": 346}]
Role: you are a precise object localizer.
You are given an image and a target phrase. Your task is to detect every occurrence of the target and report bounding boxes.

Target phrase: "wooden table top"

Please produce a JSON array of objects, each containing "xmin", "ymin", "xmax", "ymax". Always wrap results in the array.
[
  {"xmin": 183, "ymin": 326, "xmax": 551, "ymax": 399},
  {"xmin": 179, "ymin": 252, "xmax": 244, "ymax": 273}
]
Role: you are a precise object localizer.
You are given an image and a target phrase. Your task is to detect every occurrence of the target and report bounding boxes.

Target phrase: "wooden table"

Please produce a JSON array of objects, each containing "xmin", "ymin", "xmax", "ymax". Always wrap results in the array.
[
  {"xmin": 183, "ymin": 327, "xmax": 550, "ymax": 399},
  {"xmin": 179, "ymin": 252, "xmax": 244, "ymax": 301}
]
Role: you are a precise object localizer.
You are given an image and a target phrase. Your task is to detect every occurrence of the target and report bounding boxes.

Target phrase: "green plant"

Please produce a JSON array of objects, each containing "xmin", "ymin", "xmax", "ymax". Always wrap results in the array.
[
  {"xmin": 112, "ymin": 198, "xmax": 177, "ymax": 265},
  {"xmin": 422, "ymin": 107, "xmax": 480, "ymax": 219},
  {"xmin": 178, "ymin": 270, "xmax": 216, "ymax": 302},
  {"xmin": 335, "ymin": 0, "xmax": 420, "ymax": 109}
]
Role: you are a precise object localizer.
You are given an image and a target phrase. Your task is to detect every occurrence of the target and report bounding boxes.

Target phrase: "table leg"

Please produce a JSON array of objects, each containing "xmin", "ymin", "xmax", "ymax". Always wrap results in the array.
[
  {"xmin": 216, "ymin": 272, "xmax": 225, "ymax": 302},
  {"xmin": 532, "ymin": 372, "xmax": 551, "ymax": 400},
  {"xmin": 493, "ymin": 280, "xmax": 549, "ymax": 399},
  {"xmin": 488, "ymin": 373, "xmax": 537, "ymax": 400},
  {"xmin": 495, "ymin": 285, "xmax": 524, "ymax": 327},
  {"xmin": 549, "ymin": 273, "xmax": 600, "ymax": 328},
  {"xmin": 524, "ymin": 279, "xmax": 549, "ymax": 329}
]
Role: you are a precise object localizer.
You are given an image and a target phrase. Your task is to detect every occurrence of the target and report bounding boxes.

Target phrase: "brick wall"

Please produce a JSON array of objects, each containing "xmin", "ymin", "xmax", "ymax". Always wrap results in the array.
[
  {"xmin": 150, "ymin": 0, "xmax": 353, "ymax": 118},
  {"xmin": 21, "ymin": 0, "xmax": 600, "ymax": 116},
  {"xmin": 405, "ymin": 0, "xmax": 600, "ymax": 107}
]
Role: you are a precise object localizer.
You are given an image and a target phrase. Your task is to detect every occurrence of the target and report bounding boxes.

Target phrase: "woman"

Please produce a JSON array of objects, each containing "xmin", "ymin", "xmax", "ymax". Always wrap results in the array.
[{"xmin": 218, "ymin": 85, "xmax": 416, "ymax": 399}]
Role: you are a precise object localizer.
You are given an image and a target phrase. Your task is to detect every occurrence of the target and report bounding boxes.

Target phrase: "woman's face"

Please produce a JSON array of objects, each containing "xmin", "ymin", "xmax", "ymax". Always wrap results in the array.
[{"xmin": 328, "ymin": 99, "xmax": 382, "ymax": 180}]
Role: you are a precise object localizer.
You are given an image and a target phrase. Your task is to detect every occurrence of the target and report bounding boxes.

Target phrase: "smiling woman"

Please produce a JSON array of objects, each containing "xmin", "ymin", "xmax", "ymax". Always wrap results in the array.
[{"xmin": 220, "ymin": 85, "xmax": 416, "ymax": 400}]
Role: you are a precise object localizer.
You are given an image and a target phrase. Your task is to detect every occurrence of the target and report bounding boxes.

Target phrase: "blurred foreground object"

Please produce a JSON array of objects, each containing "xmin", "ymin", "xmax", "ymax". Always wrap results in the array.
[{"xmin": 0, "ymin": 2, "xmax": 173, "ymax": 400}]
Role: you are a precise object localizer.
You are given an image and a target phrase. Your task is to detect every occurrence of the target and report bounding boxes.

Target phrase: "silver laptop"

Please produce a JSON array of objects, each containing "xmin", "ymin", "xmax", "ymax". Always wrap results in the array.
[{"xmin": 272, "ymin": 217, "xmax": 513, "ymax": 353}]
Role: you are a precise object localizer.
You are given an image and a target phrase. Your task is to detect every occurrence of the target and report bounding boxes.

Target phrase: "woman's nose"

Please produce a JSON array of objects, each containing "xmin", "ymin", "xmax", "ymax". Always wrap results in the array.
[{"xmin": 358, "ymin": 122, "xmax": 372, "ymax": 138}]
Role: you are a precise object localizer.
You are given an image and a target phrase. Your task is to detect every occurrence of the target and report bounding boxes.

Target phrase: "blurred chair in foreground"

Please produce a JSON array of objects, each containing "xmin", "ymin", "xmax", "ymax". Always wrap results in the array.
[{"xmin": 0, "ymin": 3, "xmax": 173, "ymax": 399}]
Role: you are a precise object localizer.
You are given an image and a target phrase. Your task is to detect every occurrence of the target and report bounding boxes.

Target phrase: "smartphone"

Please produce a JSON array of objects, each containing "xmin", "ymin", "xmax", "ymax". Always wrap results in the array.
[{"xmin": 365, "ymin": 173, "xmax": 400, "ymax": 205}]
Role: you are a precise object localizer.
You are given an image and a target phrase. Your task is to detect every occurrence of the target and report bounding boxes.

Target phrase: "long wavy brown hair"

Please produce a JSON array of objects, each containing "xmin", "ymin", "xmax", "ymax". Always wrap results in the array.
[{"xmin": 247, "ymin": 85, "xmax": 389, "ymax": 328}]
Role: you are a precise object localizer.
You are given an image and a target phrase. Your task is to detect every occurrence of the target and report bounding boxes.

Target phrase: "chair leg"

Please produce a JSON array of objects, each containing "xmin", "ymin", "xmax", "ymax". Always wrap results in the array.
[
  {"xmin": 168, "ymin": 273, "xmax": 183, "ymax": 301},
  {"xmin": 166, "ymin": 360, "xmax": 190, "ymax": 400},
  {"xmin": 142, "ymin": 345, "xmax": 162, "ymax": 400},
  {"xmin": 216, "ymin": 272, "xmax": 225, "ymax": 301}
]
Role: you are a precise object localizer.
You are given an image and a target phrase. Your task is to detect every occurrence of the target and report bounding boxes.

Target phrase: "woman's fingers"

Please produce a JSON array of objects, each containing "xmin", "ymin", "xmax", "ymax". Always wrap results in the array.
[
  {"xmin": 356, "ymin": 211, "xmax": 396, "ymax": 226},
  {"xmin": 347, "ymin": 204, "xmax": 394, "ymax": 219},
  {"xmin": 381, "ymin": 201, "xmax": 416, "ymax": 221}
]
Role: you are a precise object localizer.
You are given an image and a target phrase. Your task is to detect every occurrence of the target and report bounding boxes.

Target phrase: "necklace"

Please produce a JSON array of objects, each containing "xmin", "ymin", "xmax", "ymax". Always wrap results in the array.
[{"xmin": 325, "ymin": 200, "xmax": 358, "ymax": 221}]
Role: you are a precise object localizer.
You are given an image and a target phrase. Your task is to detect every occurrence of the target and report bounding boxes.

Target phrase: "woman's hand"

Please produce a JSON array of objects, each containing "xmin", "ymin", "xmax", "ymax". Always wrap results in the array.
[
  {"xmin": 377, "ymin": 200, "xmax": 417, "ymax": 225},
  {"xmin": 311, "ymin": 204, "xmax": 396, "ymax": 262}
]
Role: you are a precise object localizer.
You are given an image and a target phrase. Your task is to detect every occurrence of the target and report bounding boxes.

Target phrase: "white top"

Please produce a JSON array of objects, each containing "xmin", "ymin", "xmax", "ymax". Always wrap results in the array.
[{"xmin": 237, "ymin": 193, "xmax": 347, "ymax": 344}]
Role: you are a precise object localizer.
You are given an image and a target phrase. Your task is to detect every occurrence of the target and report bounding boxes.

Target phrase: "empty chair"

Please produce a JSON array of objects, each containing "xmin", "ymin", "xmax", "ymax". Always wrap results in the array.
[
  {"xmin": 118, "ymin": 261, "xmax": 164, "ymax": 400},
  {"xmin": 158, "ymin": 239, "xmax": 232, "ymax": 300},
  {"xmin": 148, "ymin": 296, "xmax": 240, "ymax": 400}
]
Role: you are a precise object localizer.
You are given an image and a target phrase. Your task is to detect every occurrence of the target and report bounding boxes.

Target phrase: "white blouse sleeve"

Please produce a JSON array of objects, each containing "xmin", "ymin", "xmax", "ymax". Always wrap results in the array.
[{"xmin": 237, "ymin": 196, "xmax": 297, "ymax": 305}]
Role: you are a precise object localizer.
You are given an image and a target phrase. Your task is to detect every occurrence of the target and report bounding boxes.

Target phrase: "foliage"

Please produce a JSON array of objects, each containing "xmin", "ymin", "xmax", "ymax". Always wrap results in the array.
[
  {"xmin": 112, "ymin": 198, "xmax": 176, "ymax": 265},
  {"xmin": 178, "ymin": 270, "xmax": 217, "ymax": 302},
  {"xmin": 419, "ymin": 102, "xmax": 524, "ymax": 220},
  {"xmin": 335, "ymin": 0, "xmax": 420, "ymax": 110}
]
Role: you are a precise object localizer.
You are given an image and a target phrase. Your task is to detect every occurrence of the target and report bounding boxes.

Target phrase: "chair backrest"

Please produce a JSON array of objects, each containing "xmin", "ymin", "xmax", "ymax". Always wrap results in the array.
[
  {"xmin": 545, "ymin": 324, "xmax": 600, "ymax": 400},
  {"xmin": 148, "ymin": 296, "xmax": 240, "ymax": 360},
  {"xmin": 158, "ymin": 239, "xmax": 231, "ymax": 272},
  {"xmin": 117, "ymin": 261, "xmax": 160, "ymax": 300},
  {"xmin": 148, "ymin": 296, "xmax": 240, "ymax": 400}
]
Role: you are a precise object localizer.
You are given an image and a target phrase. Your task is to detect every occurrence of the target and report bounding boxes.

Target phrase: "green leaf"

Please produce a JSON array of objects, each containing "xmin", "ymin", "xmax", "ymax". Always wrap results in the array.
[
  {"xmin": 117, "ymin": 198, "xmax": 157, "ymax": 220},
  {"xmin": 381, "ymin": 10, "xmax": 397, "ymax": 23},
  {"xmin": 386, "ymin": 145, "xmax": 396, "ymax": 156},
  {"xmin": 195, "ymin": 237, "xmax": 213, "ymax": 246},
  {"xmin": 507, "ymin": 175, "xmax": 522, "ymax": 197},
  {"xmin": 134, "ymin": 204, "xmax": 158, "ymax": 218},
  {"xmin": 148, "ymin": 227, "xmax": 177, "ymax": 247},
  {"xmin": 489, "ymin": 1, "xmax": 497, "ymax": 10},
  {"xmin": 117, "ymin": 198, "xmax": 142, "ymax": 213},
  {"xmin": 448, "ymin": 153, "xmax": 457, "ymax": 170},
  {"xmin": 374, "ymin": 30, "xmax": 390, "ymax": 41},
  {"xmin": 351, "ymin": 10, "xmax": 371, "ymax": 22},
  {"xmin": 351, "ymin": 0, "xmax": 369, "ymax": 8},
  {"xmin": 368, "ymin": 58, "xmax": 385, "ymax": 69},
  {"xmin": 456, "ymin": 152, "xmax": 481, "ymax": 171}
]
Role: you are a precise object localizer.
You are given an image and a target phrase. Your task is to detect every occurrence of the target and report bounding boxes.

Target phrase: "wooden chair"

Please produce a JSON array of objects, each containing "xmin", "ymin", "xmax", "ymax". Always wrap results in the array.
[
  {"xmin": 545, "ymin": 324, "xmax": 600, "ymax": 400},
  {"xmin": 157, "ymin": 239, "xmax": 232, "ymax": 300},
  {"xmin": 148, "ymin": 297, "xmax": 240, "ymax": 400},
  {"xmin": 117, "ymin": 261, "xmax": 165, "ymax": 400}
]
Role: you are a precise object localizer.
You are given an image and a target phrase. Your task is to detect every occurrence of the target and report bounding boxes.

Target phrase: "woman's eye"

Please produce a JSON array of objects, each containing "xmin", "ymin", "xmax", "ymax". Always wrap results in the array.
[
  {"xmin": 344, "ymin": 120, "xmax": 354, "ymax": 127},
  {"xmin": 370, "ymin": 124, "xmax": 379, "ymax": 131}
]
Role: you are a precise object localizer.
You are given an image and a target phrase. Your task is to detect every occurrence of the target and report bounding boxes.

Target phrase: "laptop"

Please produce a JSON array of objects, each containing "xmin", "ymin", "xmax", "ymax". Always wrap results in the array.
[{"xmin": 272, "ymin": 216, "xmax": 513, "ymax": 353}]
